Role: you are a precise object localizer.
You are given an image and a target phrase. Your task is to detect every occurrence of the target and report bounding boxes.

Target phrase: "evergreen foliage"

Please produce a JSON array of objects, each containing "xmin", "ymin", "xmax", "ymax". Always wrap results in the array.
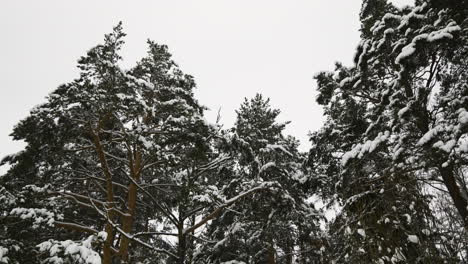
[
  {"xmin": 1, "ymin": 0, "xmax": 468, "ymax": 262},
  {"xmin": 309, "ymin": 0, "xmax": 468, "ymax": 262}
]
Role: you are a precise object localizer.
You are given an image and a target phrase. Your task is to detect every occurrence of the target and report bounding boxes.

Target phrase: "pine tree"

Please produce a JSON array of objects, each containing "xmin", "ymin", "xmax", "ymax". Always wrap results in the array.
[
  {"xmin": 197, "ymin": 94, "xmax": 322, "ymax": 264},
  {"xmin": 0, "ymin": 24, "xmax": 283, "ymax": 264},
  {"xmin": 309, "ymin": 0, "xmax": 468, "ymax": 262}
]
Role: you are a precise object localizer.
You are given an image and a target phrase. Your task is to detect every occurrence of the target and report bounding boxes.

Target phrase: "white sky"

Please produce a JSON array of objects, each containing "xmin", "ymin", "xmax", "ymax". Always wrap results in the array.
[{"xmin": 0, "ymin": 0, "xmax": 413, "ymax": 173}]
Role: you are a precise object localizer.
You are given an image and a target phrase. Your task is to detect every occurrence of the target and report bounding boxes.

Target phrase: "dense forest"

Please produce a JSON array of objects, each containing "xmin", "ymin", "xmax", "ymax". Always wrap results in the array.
[{"xmin": 1, "ymin": 0, "xmax": 467, "ymax": 263}]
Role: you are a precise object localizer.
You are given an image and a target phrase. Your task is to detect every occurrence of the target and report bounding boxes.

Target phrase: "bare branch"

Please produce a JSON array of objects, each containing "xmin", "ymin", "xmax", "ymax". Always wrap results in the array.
[
  {"xmin": 133, "ymin": 232, "xmax": 178, "ymax": 238},
  {"xmin": 124, "ymin": 172, "xmax": 179, "ymax": 226},
  {"xmin": 54, "ymin": 221, "xmax": 98, "ymax": 234}
]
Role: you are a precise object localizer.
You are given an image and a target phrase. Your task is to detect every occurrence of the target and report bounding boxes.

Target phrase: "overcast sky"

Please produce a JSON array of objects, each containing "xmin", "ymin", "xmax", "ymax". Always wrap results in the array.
[{"xmin": 0, "ymin": 0, "xmax": 413, "ymax": 173}]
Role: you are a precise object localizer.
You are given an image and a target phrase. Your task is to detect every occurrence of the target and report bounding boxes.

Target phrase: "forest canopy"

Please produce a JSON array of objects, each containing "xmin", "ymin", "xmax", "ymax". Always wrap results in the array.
[{"xmin": 1, "ymin": 0, "xmax": 467, "ymax": 263}]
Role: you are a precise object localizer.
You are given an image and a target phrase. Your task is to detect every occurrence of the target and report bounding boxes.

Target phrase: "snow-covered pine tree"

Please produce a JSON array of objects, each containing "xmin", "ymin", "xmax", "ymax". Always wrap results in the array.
[
  {"xmin": 124, "ymin": 39, "xmax": 219, "ymax": 264},
  {"xmin": 308, "ymin": 0, "xmax": 468, "ymax": 262},
  {"xmin": 197, "ymin": 94, "xmax": 323, "ymax": 264},
  {"xmin": 352, "ymin": 0, "xmax": 468, "ymax": 229},
  {"xmin": 1, "ymin": 23, "xmax": 134, "ymax": 264},
  {"xmin": 310, "ymin": 64, "xmax": 444, "ymax": 263},
  {"xmin": 0, "ymin": 23, "xmax": 262, "ymax": 264},
  {"xmin": 129, "ymin": 42, "xmax": 277, "ymax": 264}
]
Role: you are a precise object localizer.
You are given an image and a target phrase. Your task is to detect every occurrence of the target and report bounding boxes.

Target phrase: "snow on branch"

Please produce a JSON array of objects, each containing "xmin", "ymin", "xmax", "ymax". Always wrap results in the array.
[
  {"xmin": 265, "ymin": 144, "xmax": 293, "ymax": 157},
  {"xmin": 183, "ymin": 183, "xmax": 275, "ymax": 235},
  {"xmin": 37, "ymin": 233, "xmax": 106, "ymax": 264},
  {"xmin": 342, "ymin": 131, "xmax": 390, "ymax": 165},
  {"xmin": 395, "ymin": 22, "xmax": 461, "ymax": 64},
  {"xmin": 9, "ymin": 208, "xmax": 58, "ymax": 229}
]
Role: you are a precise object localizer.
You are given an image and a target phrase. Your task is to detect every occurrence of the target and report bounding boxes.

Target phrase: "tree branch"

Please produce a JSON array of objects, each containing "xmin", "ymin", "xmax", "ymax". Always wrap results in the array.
[{"xmin": 183, "ymin": 186, "xmax": 270, "ymax": 235}]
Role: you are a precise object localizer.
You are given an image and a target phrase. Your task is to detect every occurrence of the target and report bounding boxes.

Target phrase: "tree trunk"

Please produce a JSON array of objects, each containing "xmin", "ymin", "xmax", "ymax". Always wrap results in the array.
[
  {"xmin": 178, "ymin": 223, "xmax": 186, "ymax": 264},
  {"xmin": 285, "ymin": 239, "xmax": 293, "ymax": 264},
  {"xmin": 439, "ymin": 164, "xmax": 468, "ymax": 228},
  {"xmin": 266, "ymin": 246, "xmax": 276, "ymax": 264},
  {"xmin": 118, "ymin": 149, "xmax": 142, "ymax": 262},
  {"xmin": 118, "ymin": 182, "xmax": 137, "ymax": 262},
  {"xmin": 92, "ymin": 128, "xmax": 116, "ymax": 264}
]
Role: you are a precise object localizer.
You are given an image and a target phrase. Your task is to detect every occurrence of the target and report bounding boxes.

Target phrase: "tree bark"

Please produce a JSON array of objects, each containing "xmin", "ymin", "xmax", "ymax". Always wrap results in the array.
[
  {"xmin": 118, "ymin": 149, "xmax": 142, "ymax": 262},
  {"xmin": 439, "ymin": 164, "xmax": 468, "ymax": 229},
  {"xmin": 178, "ymin": 224, "xmax": 186, "ymax": 264},
  {"xmin": 267, "ymin": 246, "xmax": 276, "ymax": 264},
  {"xmin": 92, "ymin": 129, "xmax": 116, "ymax": 264},
  {"xmin": 285, "ymin": 239, "xmax": 293, "ymax": 264}
]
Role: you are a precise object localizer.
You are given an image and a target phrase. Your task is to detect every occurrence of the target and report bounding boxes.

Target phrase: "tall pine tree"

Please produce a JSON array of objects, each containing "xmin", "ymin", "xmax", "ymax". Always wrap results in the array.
[
  {"xmin": 309, "ymin": 0, "xmax": 468, "ymax": 262},
  {"xmin": 198, "ymin": 94, "xmax": 322, "ymax": 264}
]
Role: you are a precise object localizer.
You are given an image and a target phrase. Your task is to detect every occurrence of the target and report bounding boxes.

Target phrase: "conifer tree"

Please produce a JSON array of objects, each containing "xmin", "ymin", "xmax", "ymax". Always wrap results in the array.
[
  {"xmin": 198, "ymin": 94, "xmax": 322, "ymax": 264},
  {"xmin": 0, "ymin": 24, "xmax": 271, "ymax": 264},
  {"xmin": 309, "ymin": 0, "xmax": 468, "ymax": 262}
]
